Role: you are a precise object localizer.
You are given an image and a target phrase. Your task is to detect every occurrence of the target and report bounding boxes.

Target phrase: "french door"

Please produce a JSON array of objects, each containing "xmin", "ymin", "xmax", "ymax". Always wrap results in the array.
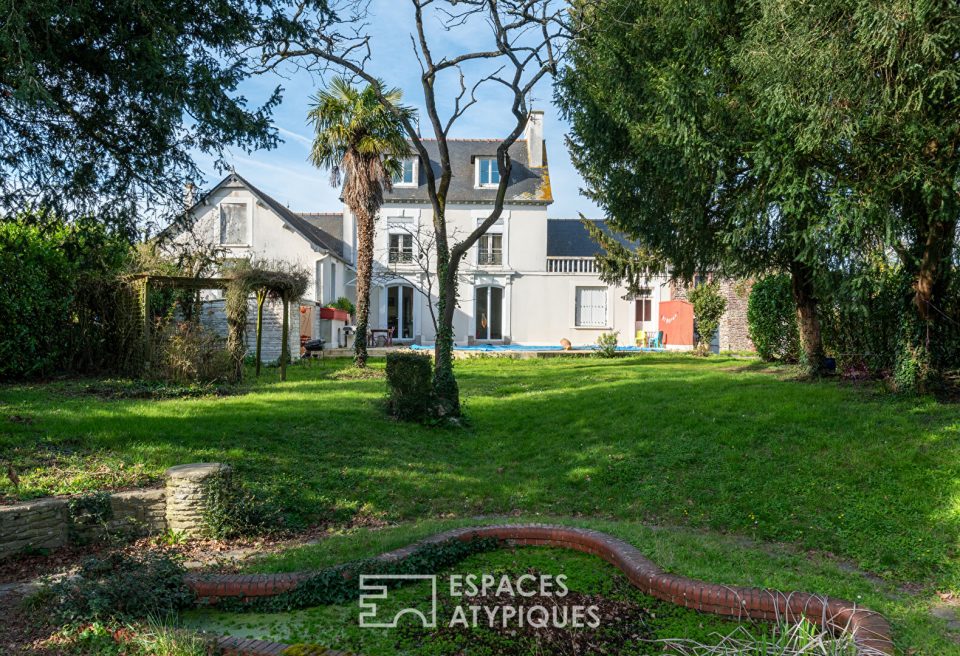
[
  {"xmin": 474, "ymin": 285, "xmax": 503, "ymax": 340},
  {"xmin": 387, "ymin": 285, "xmax": 414, "ymax": 340}
]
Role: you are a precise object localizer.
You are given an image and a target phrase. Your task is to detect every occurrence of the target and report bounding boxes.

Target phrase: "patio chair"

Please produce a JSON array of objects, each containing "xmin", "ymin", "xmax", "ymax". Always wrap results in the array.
[
  {"xmin": 648, "ymin": 331, "xmax": 664, "ymax": 349},
  {"xmin": 635, "ymin": 330, "xmax": 646, "ymax": 347}
]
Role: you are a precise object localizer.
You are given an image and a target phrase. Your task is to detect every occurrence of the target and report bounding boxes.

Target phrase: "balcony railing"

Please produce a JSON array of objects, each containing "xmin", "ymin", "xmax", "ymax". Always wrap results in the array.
[
  {"xmin": 546, "ymin": 257, "xmax": 597, "ymax": 274},
  {"xmin": 478, "ymin": 250, "xmax": 503, "ymax": 266}
]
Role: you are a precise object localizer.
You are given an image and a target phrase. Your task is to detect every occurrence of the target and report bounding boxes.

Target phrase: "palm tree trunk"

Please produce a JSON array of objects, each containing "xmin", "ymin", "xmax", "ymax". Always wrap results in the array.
[
  {"xmin": 353, "ymin": 206, "xmax": 375, "ymax": 368},
  {"xmin": 255, "ymin": 289, "xmax": 265, "ymax": 377}
]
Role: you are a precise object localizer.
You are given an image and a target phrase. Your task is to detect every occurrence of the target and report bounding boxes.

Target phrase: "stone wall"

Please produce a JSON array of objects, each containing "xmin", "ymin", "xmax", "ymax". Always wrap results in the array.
[
  {"xmin": 718, "ymin": 279, "xmax": 754, "ymax": 352},
  {"xmin": 0, "ymin": 462, "xmax": 229, "ymax": 560},
  {"xmin": 670, "ymin": 277, "xmax": 755, "ymax": 353},
  {"xmin": 0, "ymin": 489, "xmax": 165, "ymax": 559},
  {"xmin": 200, "ymin": 297, "xmax": 301, "ymax": 363}
]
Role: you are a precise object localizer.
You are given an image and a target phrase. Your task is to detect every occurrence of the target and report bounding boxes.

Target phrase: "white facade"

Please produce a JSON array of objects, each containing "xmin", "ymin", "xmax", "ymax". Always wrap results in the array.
[
  {"xmin": 170, "ymin": 174, "xmax": 355, "ymax": 359},
  {"xmin": 348, "ymin": 203, "xmax": 671, "ymax": 348},
  {"xmin": 172, "ymin": 122, "xmax": 683, "ymax": 352}
]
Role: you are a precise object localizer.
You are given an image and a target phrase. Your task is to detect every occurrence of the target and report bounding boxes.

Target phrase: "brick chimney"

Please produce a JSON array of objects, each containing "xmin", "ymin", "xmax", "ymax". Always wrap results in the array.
[{"xmin": 526, "ymin": 110, "xmax": 544, "ymax": 168}]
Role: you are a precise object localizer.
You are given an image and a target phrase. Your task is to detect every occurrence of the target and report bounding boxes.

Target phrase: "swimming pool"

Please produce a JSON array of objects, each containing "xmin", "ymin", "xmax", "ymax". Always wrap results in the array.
[{"xmin": 408, "ymin": 343, "xmax": 661, "ymax": 352}]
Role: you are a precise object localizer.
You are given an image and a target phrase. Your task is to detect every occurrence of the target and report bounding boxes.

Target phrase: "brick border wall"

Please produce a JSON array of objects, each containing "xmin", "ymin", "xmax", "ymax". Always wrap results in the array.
[{"xmin": 189, "ymin": 524, "xmax": 892, "ymax": 656}]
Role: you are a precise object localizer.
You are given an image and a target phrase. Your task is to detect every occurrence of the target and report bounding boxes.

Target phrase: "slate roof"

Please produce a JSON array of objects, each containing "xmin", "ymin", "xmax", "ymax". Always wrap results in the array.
[
  {"xmin": 296, "ymin": 212, "xmax": 346, "ymax": 258},
  {"xmin": 546, "ymin": 219, "xmax": 636, "ymax": 257},
  {"xmin": 384, "ymin": 139, "xmax": 552, "ymax": 205}
]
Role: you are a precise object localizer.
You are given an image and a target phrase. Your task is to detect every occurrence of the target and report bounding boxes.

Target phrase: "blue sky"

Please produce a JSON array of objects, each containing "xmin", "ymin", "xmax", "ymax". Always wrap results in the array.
[{"xmin": 194, "ymin": 0, "xmax": 601, "ymax": 219}]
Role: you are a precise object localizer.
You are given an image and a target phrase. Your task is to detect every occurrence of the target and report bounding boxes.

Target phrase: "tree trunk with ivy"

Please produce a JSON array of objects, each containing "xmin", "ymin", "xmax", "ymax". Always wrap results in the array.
[
  {"xmin": 353, "ymin": 206, "xmax": 374, "ymax": 368},
  {"xmin": 789, "ymin": 260, "xmax": 826, "ymax": 377},
  {"xmin": 896, "ymin": 190, "xmax": 958, "ymax": 393},
  {"xmin": 432, "ymin": 229, "xmax": 460, "ymax": 416},
  {"xmin": 255, "ymin": 289, "xmax": 266, "ymax": 377},
  {"xmin": 280, "ymin": 297, "xmax": 290, "ymax": 382}
]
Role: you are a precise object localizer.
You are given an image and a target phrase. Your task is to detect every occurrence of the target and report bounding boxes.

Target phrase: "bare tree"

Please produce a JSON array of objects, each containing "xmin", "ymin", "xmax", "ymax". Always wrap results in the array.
[
  {"xmin": 373, "ymin": 221, "xmax": 473, "ymax": 336},
  {"xmin": 260, "ymin": 0, "xmax": 581, "ymax": 415}
]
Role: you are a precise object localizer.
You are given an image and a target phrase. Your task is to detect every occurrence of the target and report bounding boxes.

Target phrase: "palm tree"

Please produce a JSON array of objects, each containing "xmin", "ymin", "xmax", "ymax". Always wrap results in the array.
[{"xmin": 308, "ymin": 78, "xmax": 413, "ymax": 367}]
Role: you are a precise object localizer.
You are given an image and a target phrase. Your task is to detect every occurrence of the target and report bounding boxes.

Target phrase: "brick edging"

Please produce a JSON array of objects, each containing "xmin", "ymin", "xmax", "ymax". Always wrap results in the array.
[{"xmin": 189, "ymin": 524, "xmax": 893, "ymax": 656}]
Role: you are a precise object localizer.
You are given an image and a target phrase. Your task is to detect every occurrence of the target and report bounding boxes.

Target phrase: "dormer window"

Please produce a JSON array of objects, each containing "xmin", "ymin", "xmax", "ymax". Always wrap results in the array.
[
  {"xmin": 392, "ymin": 158, "xmax": 417, "ymax": 187},
  {"xmin": 475, "ymin": 157, "xmax": 500, "ymax": 188}
]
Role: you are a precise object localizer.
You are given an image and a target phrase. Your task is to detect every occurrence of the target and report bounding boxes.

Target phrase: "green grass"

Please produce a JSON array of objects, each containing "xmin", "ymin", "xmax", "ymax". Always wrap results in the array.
[{"xmin": 2, "ymin": 355, "xmax": 959, "ymax": 652}]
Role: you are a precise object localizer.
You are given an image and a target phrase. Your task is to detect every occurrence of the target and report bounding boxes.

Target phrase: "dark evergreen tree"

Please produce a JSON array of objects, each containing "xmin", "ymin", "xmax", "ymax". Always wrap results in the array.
[{"xmin": 0, "ymin": 0, "xmax": 329, "ymax": 230}]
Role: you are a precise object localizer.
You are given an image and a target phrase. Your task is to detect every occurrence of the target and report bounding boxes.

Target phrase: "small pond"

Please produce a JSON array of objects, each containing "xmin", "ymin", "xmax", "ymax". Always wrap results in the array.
[{"xmin": 182, "ymin": 547, "xmax": 762, "ymax": 655}]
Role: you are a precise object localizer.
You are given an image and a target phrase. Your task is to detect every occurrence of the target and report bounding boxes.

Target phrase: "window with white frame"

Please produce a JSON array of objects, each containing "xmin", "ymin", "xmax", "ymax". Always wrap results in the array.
[
  {"xmin": 392, "ymin": 158, "xmax": 416, "ymax": 187},
  {"xmin": 475, "ymin": 157, "xmax": 500, "ymax": 188},
  {"xmin": 478, "ymin": 233, "xmax": 503, "ymax": 266},
  {"xmin": 476, "ymin": 218, "xmax": 504, "ymax": 267},
  {"xmin": 575, "ymin": 287, "xmax": 608, "ymax": 327},
  {"xmin": 389, "ymin": 233, "xmax": 413, "ymax": 263},
  {"xmin": 219, "ymin": 202, "xmax": 248, "ymax": 245}
]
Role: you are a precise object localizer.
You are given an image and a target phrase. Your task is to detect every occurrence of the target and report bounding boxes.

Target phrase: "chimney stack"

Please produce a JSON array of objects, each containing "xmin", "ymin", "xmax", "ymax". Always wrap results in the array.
[
  {"xmin": 184, "ymin": 182, "xmax": 196, "ymax": 209},
  {"xmin": 526, "ymin": 110, "xmax": 544, "ymax": 168}
]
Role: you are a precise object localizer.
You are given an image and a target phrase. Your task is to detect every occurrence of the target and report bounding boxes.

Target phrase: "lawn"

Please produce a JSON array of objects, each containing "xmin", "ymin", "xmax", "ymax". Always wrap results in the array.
[{"xmin": 2, "ymin": 355, "xmax": 959, "ymax": 651}]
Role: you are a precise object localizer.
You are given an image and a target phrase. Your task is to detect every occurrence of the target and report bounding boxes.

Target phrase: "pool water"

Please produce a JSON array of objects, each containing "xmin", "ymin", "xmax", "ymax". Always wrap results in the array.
[{"xmin": 409, "ymin": 344, "xmax": 662, "ymax": 352}]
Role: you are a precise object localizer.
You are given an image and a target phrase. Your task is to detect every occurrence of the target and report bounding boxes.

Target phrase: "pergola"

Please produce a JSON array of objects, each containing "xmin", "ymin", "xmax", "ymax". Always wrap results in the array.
[{"xmin": 126, "ymin": 273, "xmax": 233, "ymax": 369}]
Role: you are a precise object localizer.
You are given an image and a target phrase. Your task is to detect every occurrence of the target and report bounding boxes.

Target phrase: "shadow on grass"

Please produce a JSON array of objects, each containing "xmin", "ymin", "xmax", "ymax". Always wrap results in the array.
[{"xmin": 1, "ymin": 356, "xmax": 959, "ymax": 589}]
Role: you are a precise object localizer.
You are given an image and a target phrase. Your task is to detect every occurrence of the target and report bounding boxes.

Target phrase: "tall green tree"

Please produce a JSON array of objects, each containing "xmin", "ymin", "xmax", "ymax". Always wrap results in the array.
[
  {"xmin": 557, "ymin": 0, "xmax": 835, "ymax": 373},
  {"xmin": 0, "ymin": 0, "xmax": 329, "ymax": 229},
  {"xmin": 739, "ymin": 0, "xmax": 960, "ymax": 390},
  {"xmin": 308, "ymin": 78, "xmax": 412, "ymax": 368}
]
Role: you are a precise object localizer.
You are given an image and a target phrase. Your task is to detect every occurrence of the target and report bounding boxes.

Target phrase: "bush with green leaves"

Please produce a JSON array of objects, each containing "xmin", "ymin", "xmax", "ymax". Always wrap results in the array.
[
  {"xmin": 0, "ymin": 220, "xmax": 73, "ymax": 378},
  {"xmin": 0, "ymin": 217, "xmax": 134, "ymax": 380},
  {"xmin": 688, "ymin": 282, "xmax": 727, "ymax": 356},
  {"xmin": 596, "ymin": 331, "xmax": 619, "ymax": 358},
  {"xmin": 40, "ymin": 550, "xmax": 194, "ymax": 623},
  {"xmin": 819, "ymin": 266, "xmax": 911, "ymax": 378},
  {"xmin": 748, "ymin": 275, "xmax": 800, "ymax": 362},
  {"xmin": 385, "ymin": 351, "xmax": 434, "ymax": 421}
]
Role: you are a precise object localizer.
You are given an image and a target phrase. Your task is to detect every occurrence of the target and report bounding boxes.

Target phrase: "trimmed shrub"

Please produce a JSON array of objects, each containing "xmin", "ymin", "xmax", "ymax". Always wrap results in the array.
[
  {"xmin": 747, "ymin": 274, "xmax": 800, "ymax": 362},
  {"xmin": 0, "ymin": 221, "xmax": 74, "ymax": 378},
  {"xmin": 0, "ymin": 217, "xmax": 134, "ymax": 379},
  {"xmin": 386, "ymin": 351, "xmax": 433, "ymax": 421},
  {"xmin": 40, "ymin": 550, "xmax": 194, "ymax": 622}
]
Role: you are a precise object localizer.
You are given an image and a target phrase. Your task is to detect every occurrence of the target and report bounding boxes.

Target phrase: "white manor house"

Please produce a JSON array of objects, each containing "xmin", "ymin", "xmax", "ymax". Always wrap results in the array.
[{"xmin": 175, "ymin": 113, "xmax": 752, "ymax": 357}]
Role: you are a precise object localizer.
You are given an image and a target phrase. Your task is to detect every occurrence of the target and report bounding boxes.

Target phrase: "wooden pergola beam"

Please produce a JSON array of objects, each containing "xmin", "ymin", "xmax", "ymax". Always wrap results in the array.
[{"xmin": 125, "ymin": 274, "xmax": 234, "ymax": 290}]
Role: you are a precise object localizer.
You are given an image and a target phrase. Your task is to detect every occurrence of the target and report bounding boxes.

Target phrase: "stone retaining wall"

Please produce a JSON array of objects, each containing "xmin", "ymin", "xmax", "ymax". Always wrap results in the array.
[
  {"xmin": 190, "ymin": 524, "xmax": 893, "ymax": 656},
  {"xmin": 0, "ymin": 462, "xmax": 227, "ymax": 560},
  {"xmin": 0, "ymin": 489, "xmax": 166, "ymax": 559}
]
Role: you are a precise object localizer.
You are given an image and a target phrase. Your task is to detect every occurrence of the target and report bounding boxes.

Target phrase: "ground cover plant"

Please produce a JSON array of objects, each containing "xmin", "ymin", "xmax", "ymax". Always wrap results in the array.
[
  {"xmin": 182, "ymin": 546, "xmax": 747, "ymax": 655},
  {"xmin": 2, "ymin": 355, "xmax": 960, "ymax": 651}
]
